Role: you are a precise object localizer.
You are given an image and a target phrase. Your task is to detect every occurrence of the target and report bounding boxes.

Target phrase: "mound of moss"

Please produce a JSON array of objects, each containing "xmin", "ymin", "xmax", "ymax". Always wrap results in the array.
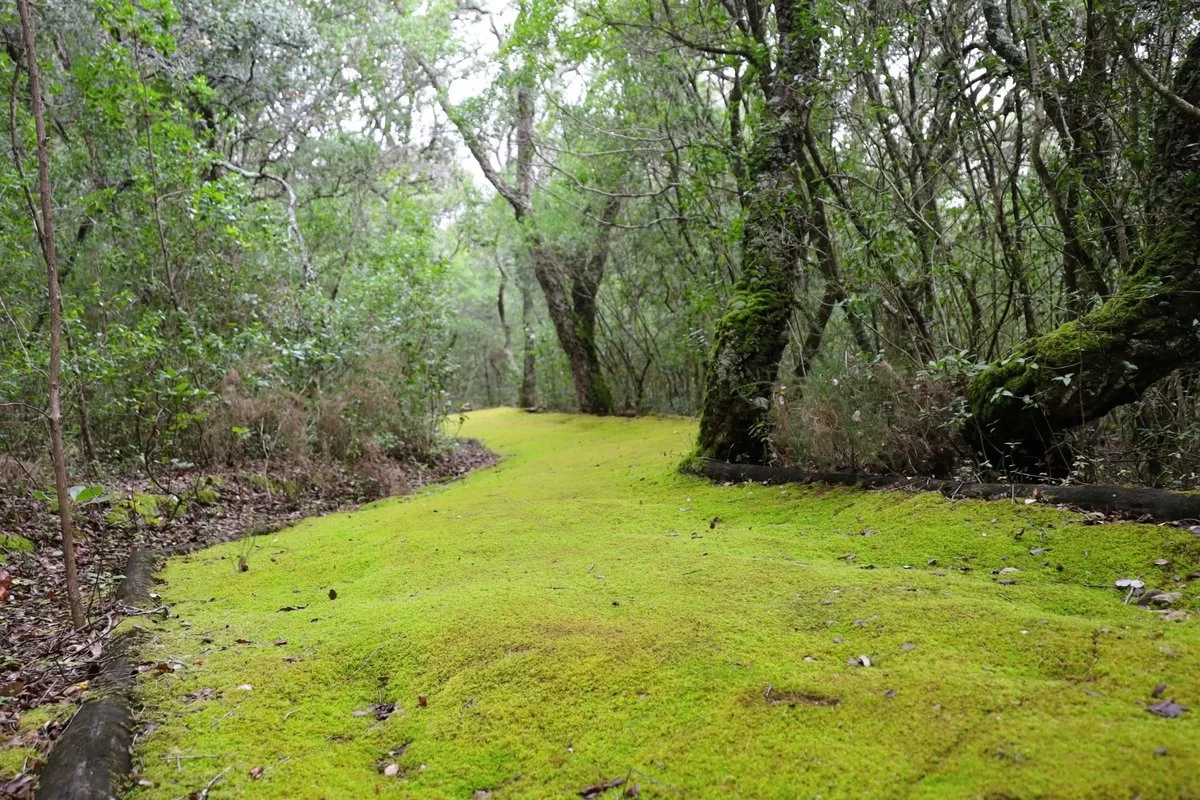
[{"xmin": 129, "ymin": 409, "xmax": 1198, "ymax": 799}]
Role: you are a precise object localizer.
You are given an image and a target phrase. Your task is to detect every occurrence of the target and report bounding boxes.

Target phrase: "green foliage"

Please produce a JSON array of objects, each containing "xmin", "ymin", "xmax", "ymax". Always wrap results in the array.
[{"xmin": 1, "ymin": 0, "xmax": 458, "ymax": 476}]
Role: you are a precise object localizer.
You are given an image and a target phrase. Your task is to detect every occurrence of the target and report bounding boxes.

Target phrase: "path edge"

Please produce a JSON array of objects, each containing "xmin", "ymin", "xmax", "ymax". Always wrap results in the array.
[
  {"xmin": 35, "ymin": 549, "xmax": 158, "ymax": 800},
  {"xmin": 697, "ymin": 461, "xmax": 1200, "ymax": 522}
]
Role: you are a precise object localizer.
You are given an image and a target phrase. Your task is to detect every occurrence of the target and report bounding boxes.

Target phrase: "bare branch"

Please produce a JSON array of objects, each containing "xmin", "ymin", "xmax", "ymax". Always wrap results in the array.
[{"xmin": 217, "ymin": 160, "xmax": 314, "ymax": 285}]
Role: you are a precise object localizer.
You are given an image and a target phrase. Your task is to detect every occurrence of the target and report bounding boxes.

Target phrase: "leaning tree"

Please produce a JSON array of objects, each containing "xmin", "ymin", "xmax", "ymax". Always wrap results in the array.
[{"xmin": 965, "ymin": 31, "xmax": 1200, "ymax": 472}]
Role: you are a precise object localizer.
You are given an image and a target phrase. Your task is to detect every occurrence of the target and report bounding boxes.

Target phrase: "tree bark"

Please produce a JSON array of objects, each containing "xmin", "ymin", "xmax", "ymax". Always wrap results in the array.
[
  {"xmin": 964, "ymin": 35, "xmax": 1200, "ymax": 473},
  {"xmin": 528, "ymin": 236, "xmax": 615, "ymax": 414},
  {"xmin": 518, "ymin": 263, "xmax": 538, "ymax": 408},
  {"xmin": 695, "ymin": 0, "xmax": 818, "ymax": 462},
  {"xmin": 17, "ymin": 0, "xmax": 85, "ymax": 627}
]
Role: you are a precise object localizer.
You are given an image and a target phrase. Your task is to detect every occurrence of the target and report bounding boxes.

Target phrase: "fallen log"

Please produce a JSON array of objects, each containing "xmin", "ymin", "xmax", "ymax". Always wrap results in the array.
[
  {"xmin": 697, "ymin": 461, "xmax": 1200, "ymax": 523},
  {"xmin": 36, "ymin": 550, "xmax": 157, "ymax": 800}
]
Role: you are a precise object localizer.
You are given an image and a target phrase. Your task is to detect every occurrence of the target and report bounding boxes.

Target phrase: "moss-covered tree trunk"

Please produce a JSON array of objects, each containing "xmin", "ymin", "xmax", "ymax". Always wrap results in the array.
[
  {"xmin": 531, "ymin": 242, "xmax": 613, "ymax": 414},
  {"xmin": 965, "ymin": 35, "xmax": 1200, "ymax": 472},
  {"xmin": 695, "ymin": 0, "xmax": 817, "ymax": 463}
]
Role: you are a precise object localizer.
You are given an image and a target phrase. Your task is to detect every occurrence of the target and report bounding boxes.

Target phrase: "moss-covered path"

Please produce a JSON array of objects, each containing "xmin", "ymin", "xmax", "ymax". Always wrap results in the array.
[{"xmin": 130, "ymin": 410, "xmax": 1200, "ymax": 799}]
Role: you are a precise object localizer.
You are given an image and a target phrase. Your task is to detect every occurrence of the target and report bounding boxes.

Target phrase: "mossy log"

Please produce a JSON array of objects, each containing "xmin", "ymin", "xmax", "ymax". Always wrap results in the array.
[
  {"xmin": 699, "ymin": 460, "xmax": 1200, "ymax": 522},
  {"xmin": 965, "ymin": 36, "xmax": 1200, "ymax": 472}
]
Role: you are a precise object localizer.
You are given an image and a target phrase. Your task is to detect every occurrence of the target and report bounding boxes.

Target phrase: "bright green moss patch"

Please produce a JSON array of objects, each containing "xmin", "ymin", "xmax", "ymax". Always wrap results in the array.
[
  {"xmin": 130, "ymin": 409, "xmax": 1200, "ymax": 799},
  {"xmin": 0, "ymin": 703, "xmax": 71, "ymax": 779},
  {"xmin": 0, "ymin": 534, "xmax": 33, "ymax": 553}
]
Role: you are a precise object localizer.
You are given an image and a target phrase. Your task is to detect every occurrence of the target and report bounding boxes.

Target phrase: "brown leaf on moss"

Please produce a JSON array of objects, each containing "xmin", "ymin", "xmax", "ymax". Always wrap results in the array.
[{"xmin": 1147, "ymin": 699, "xmax": 1188, "ymax": 718}]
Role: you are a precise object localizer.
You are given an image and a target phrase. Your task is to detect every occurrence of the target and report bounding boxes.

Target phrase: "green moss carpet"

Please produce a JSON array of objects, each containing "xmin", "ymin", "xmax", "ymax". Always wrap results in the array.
[{"xmin": 129, "ymin": 409, "xmax": 1199, "ymax": 798}]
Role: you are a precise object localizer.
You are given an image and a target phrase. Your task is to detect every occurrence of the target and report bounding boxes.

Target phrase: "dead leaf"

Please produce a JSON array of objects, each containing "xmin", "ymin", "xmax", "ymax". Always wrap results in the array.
[
  {"xmin": 249, "ymin": 767, "xmax": 264, "ymax": 780},
  {"xmin": 277, "ymin": 604, "xmax": 308, "ymax": 612},
  {"xmin": 1147, "ymin": 699, "xmax": 1188, "ymax": 718},
  {"xmin": 764, "ymin": 686, "xmax": 840, "ymax": 707},
  {"xmin": 382, "ymin": 764, "xmax": 399, "ymax": 777},
  {"xmin": 274, "ymin": 639, "xmax": 287, "ymax": 646},
  {"xmin": 329, "ymin": 588, "xmax": 338, "ymax": 600},
  {"xmin": 578, "ymin": 777, "xmax": 625, "ymax": 798},
  {"xmin": 418, "ymin": 695, "xmax": 427, "ymax": 708}
]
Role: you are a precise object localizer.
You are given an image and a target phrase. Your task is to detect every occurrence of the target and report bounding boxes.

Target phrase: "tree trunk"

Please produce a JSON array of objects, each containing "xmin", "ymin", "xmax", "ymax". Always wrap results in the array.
[
  {"xmin": 530, "ymin": 240, "xmax": 614, "ymax": 414},
  {"xmin": 695, "ymin": 0, "xmax": 817, "ymax": 463},
  {"xmin": 17, "ymin": 0, "xmax": 85, "ymax": 628},
  {"xmin": 964, "ymin": 35, "xmax": 1200, "ymax": 473},
  {"xmin": 518, "ymin": 263, "xmax": 538, "ymax": 409}
]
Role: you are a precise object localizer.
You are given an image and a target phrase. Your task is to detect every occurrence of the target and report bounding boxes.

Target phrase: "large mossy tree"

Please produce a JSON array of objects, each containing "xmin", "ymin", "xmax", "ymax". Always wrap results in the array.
[
  {"xmin": 965, "ymin": 34, "xmax": 1200, "ymax": 473},
  {"xmin": 694, "ymin": 0, "xmax": 822, "ymax": 462}
]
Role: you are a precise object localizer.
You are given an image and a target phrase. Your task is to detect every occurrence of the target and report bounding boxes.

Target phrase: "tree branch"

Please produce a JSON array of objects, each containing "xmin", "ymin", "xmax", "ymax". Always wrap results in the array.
[{"xmin": 217, "ymin": 160, "xmax": 313, "ymax": 285}]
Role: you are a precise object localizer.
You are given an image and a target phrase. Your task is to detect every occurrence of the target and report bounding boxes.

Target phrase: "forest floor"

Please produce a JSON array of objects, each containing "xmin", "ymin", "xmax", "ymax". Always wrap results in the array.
[
  {"xmin": 122, "ymin": 409, "xmax": 1199, "ymax": 799},
  {"xmin": 0, "ymin": 440, "xmax": 495, "ymax": 798}
]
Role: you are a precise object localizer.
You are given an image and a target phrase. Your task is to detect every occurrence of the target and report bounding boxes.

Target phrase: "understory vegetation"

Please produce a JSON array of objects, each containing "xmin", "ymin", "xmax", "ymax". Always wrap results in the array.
[{"xmin": 7, "ymin": 0, "xmax": 1200, "ymax": 492}]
